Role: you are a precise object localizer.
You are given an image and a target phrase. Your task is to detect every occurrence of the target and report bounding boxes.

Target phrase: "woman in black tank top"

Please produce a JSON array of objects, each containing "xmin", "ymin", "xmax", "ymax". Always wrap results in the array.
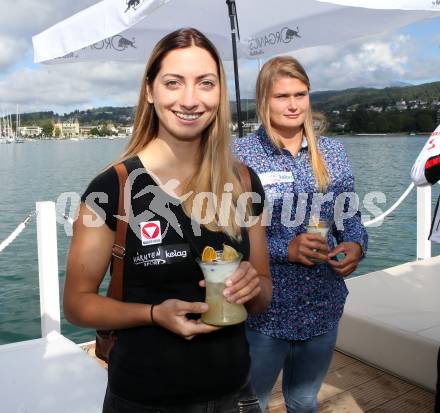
[{"xmin": 64, "ymin": 28, "xmax": 272, "ymax": 412}]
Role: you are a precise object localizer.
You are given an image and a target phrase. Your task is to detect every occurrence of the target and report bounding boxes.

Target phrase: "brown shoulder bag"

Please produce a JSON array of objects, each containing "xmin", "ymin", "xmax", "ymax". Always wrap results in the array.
[{"xmin": 95, "ymin": 162, "xmax": 129, "ymax": 363}]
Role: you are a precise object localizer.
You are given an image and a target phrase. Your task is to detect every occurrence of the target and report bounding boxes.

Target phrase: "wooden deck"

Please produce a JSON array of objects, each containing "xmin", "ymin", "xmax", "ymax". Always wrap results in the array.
[
  {"xmin": 81, "ymin": 344, "xmax": 435, "ymax": 412},
  {"xmin": 267, "ymin": 351, "xmax": 435, "ymax": 413}
]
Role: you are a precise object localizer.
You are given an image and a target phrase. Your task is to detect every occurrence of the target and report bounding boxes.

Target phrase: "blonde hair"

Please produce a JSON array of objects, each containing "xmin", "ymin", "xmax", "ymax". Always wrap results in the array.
[
  {"xmin": 116, "ymin": 28, "xmax": 248, "ymax": 239},
  {"xmin": 256, "ymin": 56, "xmax": 329, "ymax": 191}
]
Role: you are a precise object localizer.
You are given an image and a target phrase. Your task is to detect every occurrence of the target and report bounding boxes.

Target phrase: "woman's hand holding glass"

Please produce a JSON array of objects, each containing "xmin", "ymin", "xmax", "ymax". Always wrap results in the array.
[
  {"xmin": 287, "ymin": 233, "xmax": 330, "ymax": 266},
  {"xmin": 198, "ymin": 261, "xmax": 262, "ymax": 305},
  {"xmin": 153, "ymin": 299, "xmax": 221, "ymax": 340},
  {"xmin": 224, "ymin": 261, "xmax": 262, "ymax": 305}
]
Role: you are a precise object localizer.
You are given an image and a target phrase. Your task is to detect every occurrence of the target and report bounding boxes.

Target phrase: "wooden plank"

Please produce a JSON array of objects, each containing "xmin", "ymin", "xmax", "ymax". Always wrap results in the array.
[
  {"xmin": 267, "ymin": 392, "xmax": 286, "ymax": 413},
  {"xmin": 267, "ymin": 362, "xmax": 382, "ymax": 412},
  {"xmin": 266, "ymin": 373, "xmax": 434, "ymax": 413},
  {"xmin": 318, "ymin": 392, "xmax": 365, "ymax": 413},
  {"xmin": 267, "ymin": 373, "xmax": 285, "ymax": 412},
  {"xmin": 327, "ymin": 351, "xmax": 358, "ymax": 373},
  {"xmin": 367, "ymin": 387, "xmax": 435, "ymax": 413},
  {"xmin": 319, "ymin": 361, "xmax": 384, "ymax": 402},
  {"xmin": 320, "ymin": 374, "xmax": 415, "ymax": 412}
]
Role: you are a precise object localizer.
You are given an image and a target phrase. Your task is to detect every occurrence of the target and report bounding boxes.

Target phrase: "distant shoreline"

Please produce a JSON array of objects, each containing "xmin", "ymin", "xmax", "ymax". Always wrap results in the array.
[{"xmin": 335, "ymin": 132, "xmax": 431, "ymax": 137}]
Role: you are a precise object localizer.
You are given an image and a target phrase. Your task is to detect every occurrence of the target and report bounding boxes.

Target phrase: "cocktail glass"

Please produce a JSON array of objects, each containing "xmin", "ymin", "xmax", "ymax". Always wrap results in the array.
[
  {"xmin": 196, "ymin": 253, "xmax": 248, "ymax": 326},
  {"xmin": 306, "ymin": 218, "xmax": 330, "ymax": 264}
]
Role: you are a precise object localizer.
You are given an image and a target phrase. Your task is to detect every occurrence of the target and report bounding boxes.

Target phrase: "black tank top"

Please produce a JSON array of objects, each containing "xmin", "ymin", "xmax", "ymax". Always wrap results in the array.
[{"xmin": 81, "ymin": 156, "xmax": 265, "ymax": 405}]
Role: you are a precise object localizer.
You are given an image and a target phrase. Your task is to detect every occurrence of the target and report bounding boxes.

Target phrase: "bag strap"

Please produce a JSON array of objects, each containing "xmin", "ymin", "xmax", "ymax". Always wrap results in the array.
[
  {"xmin": 237, "ymin": 162, "xmax": 251, "ymax": 193},
  {"xmin": 107, "ymin": 162, "xmax": 129, "ymax": 301}
]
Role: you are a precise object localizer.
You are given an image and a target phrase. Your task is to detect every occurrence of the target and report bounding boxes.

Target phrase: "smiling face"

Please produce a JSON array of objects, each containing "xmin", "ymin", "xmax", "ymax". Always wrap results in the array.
[
  {"xmin": 268, "ymin": 76, "xmax": 310, "ymax": 137},
  {"xmin": 146, "ymin": 46, "xmax": 220, "ymax": 142}
]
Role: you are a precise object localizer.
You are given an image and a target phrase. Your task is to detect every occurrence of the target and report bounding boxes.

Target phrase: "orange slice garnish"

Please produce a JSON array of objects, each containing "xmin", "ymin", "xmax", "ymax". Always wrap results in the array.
[
  {"xmin": 201, "ymin": 246, "xmax": 217, "ymax": 262},
  {"xmin": 222, "ymin": 244, "xmax": 239, "ymax": 261}
]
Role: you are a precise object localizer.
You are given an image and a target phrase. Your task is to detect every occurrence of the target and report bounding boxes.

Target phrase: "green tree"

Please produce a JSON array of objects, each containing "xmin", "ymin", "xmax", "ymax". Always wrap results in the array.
[
  {"xmin": 401, "ymin": 113, "xmax": 417, "ymax": 132},
  {"xmin": 375, "ymin": 114, "xmax": 390, "ymax": 133},
  {"xmin": 386, "ymin": 112, "xmax": 405, "ymax": 133},
  {"xmin": 54, "ymin": 127, "xmax": 61, "ymax": 138},
  {"xmin": 42, "ymin": 121, "xmax": 54, "ymax": 137},
  {"xmin": 366, "ymin": 120, "xmax": 377, "ymax": 133},
  {"xmin": 99, "ymin": 127, "xmax": 111, "ymax": 136},
  {"xmin": 416, "ymin": 112, "xmax": 435, "ymax": 132},
  {"xmin": 348, "ymin": 109, "xmax": 369, "ymax": 132}
]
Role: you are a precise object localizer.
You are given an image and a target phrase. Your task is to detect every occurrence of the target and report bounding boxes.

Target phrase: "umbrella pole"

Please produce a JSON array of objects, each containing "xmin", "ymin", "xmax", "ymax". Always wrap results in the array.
[{"xmin": 226, "ymin": 0, "xmax": 243, "ymax": 138}]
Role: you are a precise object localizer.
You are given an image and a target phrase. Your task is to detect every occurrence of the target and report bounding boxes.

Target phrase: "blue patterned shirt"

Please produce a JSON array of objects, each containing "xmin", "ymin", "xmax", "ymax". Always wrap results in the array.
[{"xmin": 233, "ymin": 126, "xmax": 368, "ymax": 340}]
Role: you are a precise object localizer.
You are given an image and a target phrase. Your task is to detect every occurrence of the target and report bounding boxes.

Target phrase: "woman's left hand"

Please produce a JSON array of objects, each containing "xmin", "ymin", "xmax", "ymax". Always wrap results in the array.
[
  {"xmin": 327, "ymin": 242, "xmax": 363, "ymax": 277},
  {"xmin": 199, "ymin": 261, "xmax": 261, "ymax": 305}
]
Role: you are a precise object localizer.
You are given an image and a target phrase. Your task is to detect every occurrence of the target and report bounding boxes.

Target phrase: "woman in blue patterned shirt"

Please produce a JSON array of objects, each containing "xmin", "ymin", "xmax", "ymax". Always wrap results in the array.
[{"xmin": 233, "ymin": 56, "xmax": 368, "ymax": 413}]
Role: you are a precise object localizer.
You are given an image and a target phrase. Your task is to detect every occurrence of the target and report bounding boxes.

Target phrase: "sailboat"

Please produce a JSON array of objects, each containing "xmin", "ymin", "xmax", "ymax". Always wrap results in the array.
[
  {"xmin": 14, "ymin": 106, "xmax": 25, "ymax": 143},
  {"xmin": 5, "ymin": 114, "xmax": 14, "ymax": 143},
  {"xmin": 0, "ymin": 116, "xmax": 6, "ymax": 143},
  {"xmin": 1, "ymin": 108, "xmax": 25, "ymax": 143}
]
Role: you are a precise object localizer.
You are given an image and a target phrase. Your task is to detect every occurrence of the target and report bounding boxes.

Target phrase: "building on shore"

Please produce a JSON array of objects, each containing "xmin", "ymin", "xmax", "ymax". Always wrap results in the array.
[
  {"xmin": 53, "ymin": 120, "xmax": 134, "ymax": 138},
  {"xmin": 17, "ymin": 126, "xmax": 43, "ymax": 137},
  {"xmin": 396, "ymin": 100, "xmax": 408, "ymax": 111},
  {"xmin": 118, "ymin": 126, "xmax": 133, "ymax": 137},
  {"xmin": 53, "ymin": 119, "xmax": 80, "ymax": 138},
  {"xmin": 79, "ymin": 125, "xmax": 95, "ymax": 137},
  {"xmin": 106, "ymin": 123, "xmax": 119, "ymax": 135}
]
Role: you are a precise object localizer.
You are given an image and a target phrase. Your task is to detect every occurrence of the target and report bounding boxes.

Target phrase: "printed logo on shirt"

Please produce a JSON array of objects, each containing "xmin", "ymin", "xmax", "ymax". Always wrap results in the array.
[
  {"xmin": 258, "ymin": 171, "xmax": 294, "ymax": 186},
  {"xmin": 140, "ymin": 221, "xmax": 162, "ymax": 246},
  {"xmin": 133, "ymin": 244, "xmax": 191, "ymax": 267}
]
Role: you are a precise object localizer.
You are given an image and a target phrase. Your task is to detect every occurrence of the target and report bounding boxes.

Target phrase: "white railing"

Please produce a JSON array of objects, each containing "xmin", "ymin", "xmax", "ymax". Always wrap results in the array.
[
  {"xmin": 363, "ymin": 183, "xmax": 433, "ymax": 260},
  {"xmin": 364, "ymin": 183, "xmax": 415, "ymax": 227},
  {"xmin": 416, "ymin": 186, "xmax": 432, "ymax": 260},
  {"xmin": 36, "ymin": 201, "xmax": 61, "ymax": 337}
]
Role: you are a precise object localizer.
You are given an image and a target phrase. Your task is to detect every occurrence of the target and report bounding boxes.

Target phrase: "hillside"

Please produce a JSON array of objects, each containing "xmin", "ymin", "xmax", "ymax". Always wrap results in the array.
[
  {"xmin": 16, "ymin": 81, "xmax": 440, "ymax": 133},
  {"xmin": 20, "ymin": 106, "xmax": 135, "ymax": 127},
  {"xmin": 229, "ymin": 82, "xmax": 440, "ymax": 113},
  {"xmin": 311, "ymin": 82, "xmax": 440, "ymax": 111}
]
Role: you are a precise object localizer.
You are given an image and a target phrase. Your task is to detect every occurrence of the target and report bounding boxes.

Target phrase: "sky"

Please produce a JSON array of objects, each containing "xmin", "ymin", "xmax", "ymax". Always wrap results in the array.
[{"xmin": 1, "ymin": 1, "xmax": 440, "ymax": 115}]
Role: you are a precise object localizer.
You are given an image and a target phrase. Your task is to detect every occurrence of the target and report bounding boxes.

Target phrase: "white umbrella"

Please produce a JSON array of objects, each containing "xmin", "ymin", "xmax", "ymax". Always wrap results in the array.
[
  {"xmin": 32, "ymin": 0, "xmax": 439, "ymax": 136},
  {"xmin": 319, "ymin": 0, "xmax": 440, "ymax": 11},
  {"xmin": 32, "ymin": 0, "xmax": 437, "ymax": 63}
]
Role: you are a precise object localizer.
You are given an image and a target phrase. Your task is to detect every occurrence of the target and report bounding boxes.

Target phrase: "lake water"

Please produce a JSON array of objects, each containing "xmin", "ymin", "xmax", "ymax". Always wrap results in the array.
[{"xmin": 1, "ymin": 136, "xmax": 439, "ymax": 344}]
